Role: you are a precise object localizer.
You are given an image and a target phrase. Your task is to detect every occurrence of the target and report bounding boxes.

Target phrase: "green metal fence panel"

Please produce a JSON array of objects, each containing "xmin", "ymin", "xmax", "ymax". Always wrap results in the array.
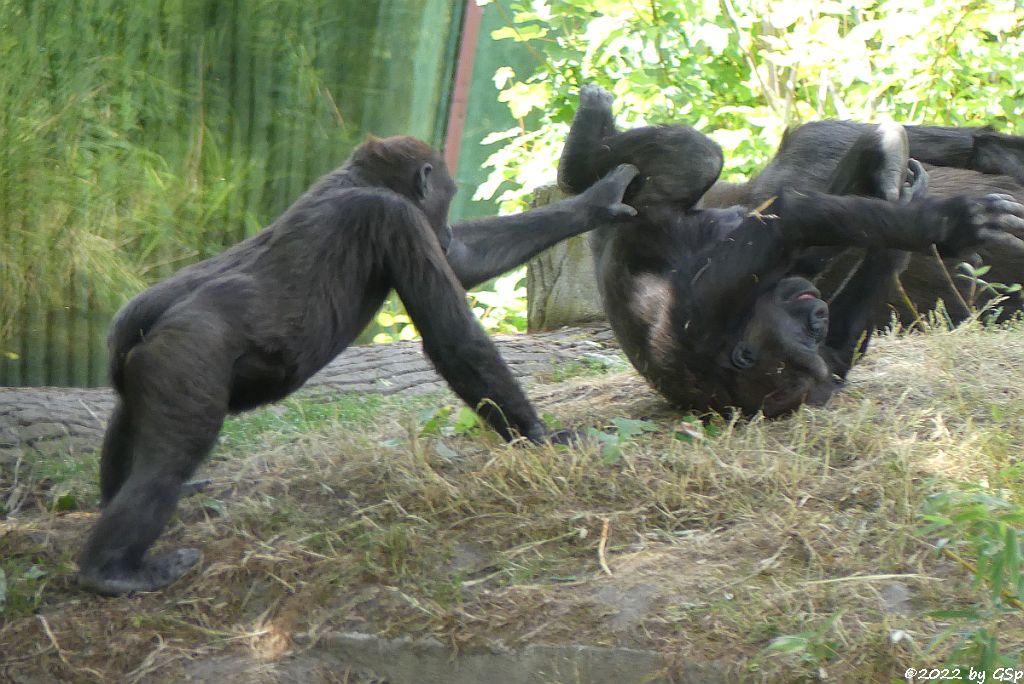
[
  {"xmin": 0, "ymin": 0, "xmax": 464, "ymax": 387},
  {"xmin": 448, "ymin": 4, "xmax": 541, "ymax": 222}
]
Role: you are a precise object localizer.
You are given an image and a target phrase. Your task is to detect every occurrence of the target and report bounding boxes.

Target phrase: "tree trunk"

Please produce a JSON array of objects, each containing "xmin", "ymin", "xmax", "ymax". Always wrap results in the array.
[{"xmin": 526, "ymin": 186, "xmax": 606, "ymax": 331}]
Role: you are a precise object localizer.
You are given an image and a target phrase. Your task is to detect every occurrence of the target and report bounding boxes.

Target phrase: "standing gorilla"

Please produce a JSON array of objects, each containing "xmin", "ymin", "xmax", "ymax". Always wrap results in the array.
[
  {"xmin": 78, "ymin": 135, "xmax": 638, "ymax": 595},
  {"xmin": 558, "ymin": 86, "xmax": 1024, "ymax": 417},
  {"xmin": 702, "ymin": 121, "xmax": 1024, "ymax": 324}
]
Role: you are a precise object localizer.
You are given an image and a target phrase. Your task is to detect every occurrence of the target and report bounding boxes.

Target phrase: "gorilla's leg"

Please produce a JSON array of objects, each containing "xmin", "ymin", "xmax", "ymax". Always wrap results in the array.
[
  {"xmin": 78, "ymin": 306, "xmax": 236, "ymax": 595},
  {"xmin": 826, "ymin": 122, "xmax": 909, "ymax": 200},
  {"xmin": 99, "ymin": 402, "xmax": 133, "ymax": 505},
  {"xmin": 974, "ymin": 131, "xmax": 1024, "ymax": 183},
  {"xmin": 794, "ymin": 123, "xmax": 922, "ymax": 279},
  {"xmin": 557, "ymin": 85, "xmax": 618, "ymax": 194}
]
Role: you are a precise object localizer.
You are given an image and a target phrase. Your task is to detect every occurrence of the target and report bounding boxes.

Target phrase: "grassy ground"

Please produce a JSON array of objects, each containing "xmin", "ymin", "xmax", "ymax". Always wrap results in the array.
[{"xmin": 2, "ymin": 324, "xmax": 1023, "ymax": 682}]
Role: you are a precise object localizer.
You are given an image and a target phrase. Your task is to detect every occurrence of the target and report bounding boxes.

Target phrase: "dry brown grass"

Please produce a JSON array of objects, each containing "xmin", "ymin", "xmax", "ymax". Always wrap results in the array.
[{"xmin": 3, "ymin": 323, "xmax": 1024, "ymax": 682}]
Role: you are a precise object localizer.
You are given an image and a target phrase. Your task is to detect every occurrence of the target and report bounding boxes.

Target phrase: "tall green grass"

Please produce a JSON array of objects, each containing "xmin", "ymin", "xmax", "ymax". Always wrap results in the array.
[{"xmin": 0, "ymin": 0, "xmax": 460, "ymax": 386}]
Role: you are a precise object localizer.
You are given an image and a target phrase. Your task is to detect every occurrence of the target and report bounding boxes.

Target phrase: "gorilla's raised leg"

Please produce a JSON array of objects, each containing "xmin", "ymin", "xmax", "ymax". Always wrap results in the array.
[
  {"xmin": 557, "ymin": 85, "xmax": 618, "ymax": 194},
  {"xmin": 796, "ymin": 124, "xmax": 923, "ymax": 373},
  {"xmin": 792, "ymin": 123, "xmax": 924, "ymax": 279}
]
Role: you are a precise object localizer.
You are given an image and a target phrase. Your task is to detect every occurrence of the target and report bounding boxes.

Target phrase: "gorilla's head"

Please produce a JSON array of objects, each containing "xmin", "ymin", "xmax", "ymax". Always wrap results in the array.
[{"xmin": 717, "ymin": 276, "xmax": 836, "ymax": 417}]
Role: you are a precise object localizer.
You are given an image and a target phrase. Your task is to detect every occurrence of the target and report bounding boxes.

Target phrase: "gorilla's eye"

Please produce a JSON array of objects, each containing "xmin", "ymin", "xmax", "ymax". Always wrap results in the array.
[{"xmin": 731, "ymin": 343, "xmax": 757, "ymax": 370}]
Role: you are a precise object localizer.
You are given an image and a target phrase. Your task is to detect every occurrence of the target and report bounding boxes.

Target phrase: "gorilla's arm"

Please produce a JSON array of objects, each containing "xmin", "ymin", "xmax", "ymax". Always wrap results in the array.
[
  {"xmin": 384, "ymin": 200, "xmax": 548, "ymax": 442},
  {"xmin": 820, "ymin": 249, "xmax": 909, "ymax": 378},
  {"xmin": 445, "ymin": 164, "xmax": 638, "ymax": 289},
  {"xmin": 775, "ymin": 191, "xmax": 1024, "ymax": 255},
  {"xmin": 688, "ymin": 192, "xmax": 1024, "ymax": 315}
]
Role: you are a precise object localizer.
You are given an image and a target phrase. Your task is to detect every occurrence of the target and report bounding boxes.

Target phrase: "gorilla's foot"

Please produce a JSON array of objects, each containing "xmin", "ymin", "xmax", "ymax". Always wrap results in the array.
[
  {"xmin": 873, "ymin": 122, "xmax": 911, "ymax": 202},
  {"xmin": 77, "ymin": 548, "xmax": 200, "ymax": 595}
]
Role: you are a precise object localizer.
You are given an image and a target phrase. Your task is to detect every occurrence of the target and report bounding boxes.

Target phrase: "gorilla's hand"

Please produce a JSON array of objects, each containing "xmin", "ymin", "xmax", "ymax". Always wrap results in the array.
[
  {"xmin": 932, "ymin": 193, "xmax": 1024, "ymax": 256},
  {"xmin": 573, "ymin": 163, "xmax": 639, "ymax": 221}
]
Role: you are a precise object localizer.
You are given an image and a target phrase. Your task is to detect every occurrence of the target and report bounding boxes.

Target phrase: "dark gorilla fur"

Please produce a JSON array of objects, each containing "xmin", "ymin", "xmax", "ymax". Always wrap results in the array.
[
  {"xmin": 558, "ymin": 86, "xmax": 1024, "ymax": 418},
  {"xmin": 78, "ymin": 134, "xmax": 638, "ymax": 595},
  {"xmin": 702, "ymin": 121, "xmax": 1024, "ymax": 324}
]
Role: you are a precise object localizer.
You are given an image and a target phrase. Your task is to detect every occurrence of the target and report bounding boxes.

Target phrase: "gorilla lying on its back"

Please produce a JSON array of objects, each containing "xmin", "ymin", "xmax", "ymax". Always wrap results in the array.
[{"xmin": 558, "ymin": 86, "xmax": 1024, "ymax": 417}]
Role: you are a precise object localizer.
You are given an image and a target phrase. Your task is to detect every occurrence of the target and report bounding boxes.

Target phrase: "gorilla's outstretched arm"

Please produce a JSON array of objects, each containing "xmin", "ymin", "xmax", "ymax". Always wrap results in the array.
[{"xmin": 446, "ymin": 164, "xmax": 638, "ymax": 289}]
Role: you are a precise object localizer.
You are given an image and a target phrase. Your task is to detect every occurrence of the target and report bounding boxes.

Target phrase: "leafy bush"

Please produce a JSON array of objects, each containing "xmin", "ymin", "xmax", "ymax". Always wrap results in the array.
[
  {"xmin": 476, "ymin": 0, "xmax": 1024, "ymax": 212},
  {"xmin": 921, "ymin": 473, "xmax": 1024, "ymax": 672}
]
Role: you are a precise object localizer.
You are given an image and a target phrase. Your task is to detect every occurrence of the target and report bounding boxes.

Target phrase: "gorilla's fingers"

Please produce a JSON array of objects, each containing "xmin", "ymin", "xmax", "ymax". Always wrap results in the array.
[
  {"xmin": 609, "ymin": 165, "xmax": 640, "ymax": 217},
  {"xmin": 974, "ymin": 193, "xmax": 1024, "ymax": 237},
  {"xmin": 977, "ymin": 230, "xmax": 1024, "ymax": 254},
  {"xmin": 984, "ymin": 193, "xmax": 1023, "ymax": 207},
  {"xmin": 610, "ymin": 163, "xmax": 640, "ymax": 184},
  {"xmin": 980, "ymin": 194, "xmax": 1024, "ymax": 219},
  {"xmin": 995, "ymin": 213, "xmax": 1024, "ymax": 237},
  {"xmin": 544, "ymin": 428, "xmax": 582, "ymax": 446},
  {"xmin": 584, "ymin": 163, "xmax": 639, "ymax": 220}
]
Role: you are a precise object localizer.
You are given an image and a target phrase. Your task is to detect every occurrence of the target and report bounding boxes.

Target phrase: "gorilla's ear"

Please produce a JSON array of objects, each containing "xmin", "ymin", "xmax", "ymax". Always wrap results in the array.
[
  {"xmin": 415, "ymin": 163, "xmax": 433, "ymax": 200},
  {"xmin": 730, "ymin": 342, "xmax": 758, "ymax": 370}
]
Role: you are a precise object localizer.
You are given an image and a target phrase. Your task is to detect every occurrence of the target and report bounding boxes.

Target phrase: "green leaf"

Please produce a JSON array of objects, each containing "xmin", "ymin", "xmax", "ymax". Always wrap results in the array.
[
  {"xmin": 452, "ymin": 407, "xmax": 481, "ymax": 435},
  {"xmin": 498, "ymin": 82, "xmax": 552, "ymax": 119},
  {"xmin": 417, "ymin": 406, "xmax": 453, "ymax": 436},
  {"xmin": 491, "ymin": 24, "xmax": 547, "ymax": 42},
  {"xmin": 23, "ymin": 566, "xmax": 46, "ymax": 581},
  {"xmin": 611, "ymin": 417, "xmax": 658, "ymax": 440},
  {"xmin": 434, "ymin": 442, "xmax": 459, "ymax": 461},
  {"xmin": 767, "ymin": 635, "xmax": 809, "ymax": 652},
  {"xmin": 601, "ymin": 444, "xmax": 622, "ymax": 465},
  {"xmin": 52, "ymin": 493, "xmax": 78, "ymax": 512},
  {"xmin": 1004, "ymin": 527, "xmax": 1020, "ymax": 598}
]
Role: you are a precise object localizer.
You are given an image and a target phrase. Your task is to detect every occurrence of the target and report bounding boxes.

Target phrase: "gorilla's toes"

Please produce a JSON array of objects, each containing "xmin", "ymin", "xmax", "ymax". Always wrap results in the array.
[
  {"xmin": 153, "ymin": 548, "xmax": 202, "ymax": 585},
  {"xmin": 580, "ymin": 84, "xmax": 613, "ymax": 109},
  {"xmin": 78, "ymin": 548, "xmax": 201, "ymax": 596},
  {"xmin": 901, "ymin": 159, "xmax": 929, "ymax": 203}
]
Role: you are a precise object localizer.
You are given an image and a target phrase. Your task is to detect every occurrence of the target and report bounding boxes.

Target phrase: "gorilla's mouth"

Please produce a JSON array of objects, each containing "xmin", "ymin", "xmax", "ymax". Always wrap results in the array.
[{"xmin": 793, "ymin": 291, "xmax": 819, "ymax": 302}]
